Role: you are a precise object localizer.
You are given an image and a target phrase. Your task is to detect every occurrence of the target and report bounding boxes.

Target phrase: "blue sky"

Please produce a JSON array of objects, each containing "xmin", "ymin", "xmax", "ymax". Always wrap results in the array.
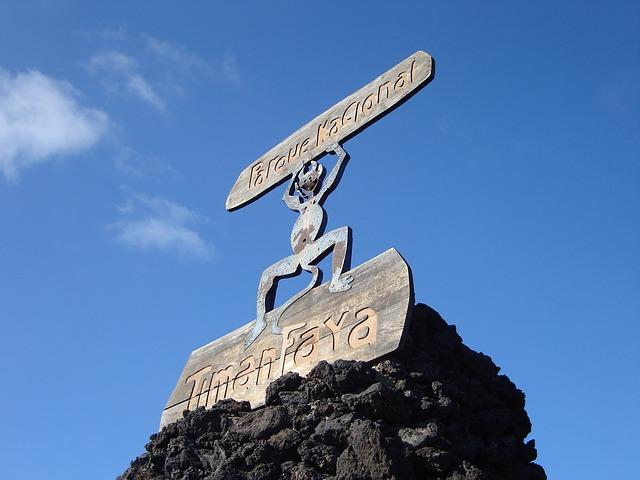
[{"xmin": 0, "ymin": 1, "xmax": 638, "ymax": 478}]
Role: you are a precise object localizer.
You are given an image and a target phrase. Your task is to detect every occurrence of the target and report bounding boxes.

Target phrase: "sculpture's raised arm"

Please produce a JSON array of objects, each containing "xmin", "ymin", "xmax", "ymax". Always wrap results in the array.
[
  {"xmin": 282, "ymin": 172, "xmax": 301, "ymax": 211},
  {"xmin": 318, "ymin": 143, "xmax": 349, "ymax": 203}
]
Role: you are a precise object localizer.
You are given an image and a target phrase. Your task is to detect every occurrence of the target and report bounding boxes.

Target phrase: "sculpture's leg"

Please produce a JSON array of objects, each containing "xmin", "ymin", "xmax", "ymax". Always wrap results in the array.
[
  {"xmin": 303, "ymin": 226, "xmax": 353, "ymax": 293},
  {"xmin": 245, "ymin": 255, "xmax": 299, "ymax": 348},
  {"xmin": 270, "ymin": 264, "xmax": 320, "ymax": 334}
]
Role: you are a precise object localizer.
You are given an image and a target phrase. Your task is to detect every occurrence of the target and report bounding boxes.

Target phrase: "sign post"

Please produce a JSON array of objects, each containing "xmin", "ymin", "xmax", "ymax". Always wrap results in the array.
[{"xmin": 162, "ymin": 50, "xmax": 434, "ymax": 429}]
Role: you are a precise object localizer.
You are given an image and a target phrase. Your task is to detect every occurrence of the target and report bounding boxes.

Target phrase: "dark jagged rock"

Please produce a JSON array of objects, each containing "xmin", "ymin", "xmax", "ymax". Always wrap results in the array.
[{"xmin": 119, "ymin": 304, "xmax": 546, "ymax": 480}]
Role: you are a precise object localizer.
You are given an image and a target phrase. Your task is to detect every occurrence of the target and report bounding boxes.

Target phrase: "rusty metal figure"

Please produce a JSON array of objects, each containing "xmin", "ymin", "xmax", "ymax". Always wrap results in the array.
[{"xmin": 245, "ymin": 143, "xmax": 353, "ymax": 348}]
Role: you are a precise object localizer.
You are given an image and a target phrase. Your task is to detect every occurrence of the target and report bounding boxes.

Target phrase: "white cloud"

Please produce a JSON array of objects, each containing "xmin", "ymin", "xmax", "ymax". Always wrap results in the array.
[
  {"xmin": 86, "ymin": 51, "xmax": 165, "ymax": 111},
  {"xmin": 220, "ymin": 52, "xmax": 241, "ymax": 85},
  {"xmin": 99, "ymin": 25, "xmax": 128, "ymax": 41},
  {"xmin": 109, "ymin": 193, "xmax": 212, "ymax": 259},
  {"xmin": 85, "ymin": 33, "xmax": 241, "ymax": 112},
  {"xmin": 141, "ymin": 33, "xmax": 211, "ymax": 75},
  {"xmin": 141, "ymin": 35, "xmax": 240, "ymax": 84},
  {"xmin": 0, "ymin": 69, "xmax": 109, "ymax": 180},
  {"xmin": 598, "ymin": 67, "xmax": 640, "ymax": 114},
  {"xmin": 114, "ymin": 146, "xmax": 181, "ymax": 180}
]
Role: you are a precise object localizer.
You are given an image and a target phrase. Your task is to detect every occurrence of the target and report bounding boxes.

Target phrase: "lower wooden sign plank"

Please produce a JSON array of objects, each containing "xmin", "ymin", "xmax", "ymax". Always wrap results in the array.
[{"xmin": 160, "ymin": 248, "xmax": 414, "ymax": 429}]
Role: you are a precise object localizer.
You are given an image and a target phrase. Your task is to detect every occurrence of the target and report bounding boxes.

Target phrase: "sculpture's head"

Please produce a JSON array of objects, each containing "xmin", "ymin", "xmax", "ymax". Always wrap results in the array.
[{"xmin": 296, "ymin": 161, "xmax": 324, "ymax": 197}]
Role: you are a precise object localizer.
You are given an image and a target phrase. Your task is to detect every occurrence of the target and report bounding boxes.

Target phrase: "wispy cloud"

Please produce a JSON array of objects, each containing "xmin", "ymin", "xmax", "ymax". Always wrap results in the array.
[
  {"xmin": 85, "ymin": 31, "xmax": 241, "ymax": 111},
  {"xmin": 109, "ymin": 193, "xmax": 212, "ymax": 260},
  {"xmin": 139, "ymin": 34, "xmax": 241, "ymax": 85},
  {"xmin": 220, "ymin": 52, "xmax": 241, "ymax": 85},
  {"xmin": 114, "ymin": 146, "xmax": 181, "ymax": 180},
  {"xmin": 598, "ymin": 67, "xmax": 640, "ymax": 114},
  {"xmin": 0, "ymin": 69, "xmax": 109, "ymax": 180},
  {"xmin": 98, "ymin": 25, "xmax": 128, "ymax": 41},
  {"xmin": 141, "ymin": 33, "xmax": 211, "ymax": 76},
  {"xmin": 86, "ymin": 51, "xmax": 165, "ymax": 111}
]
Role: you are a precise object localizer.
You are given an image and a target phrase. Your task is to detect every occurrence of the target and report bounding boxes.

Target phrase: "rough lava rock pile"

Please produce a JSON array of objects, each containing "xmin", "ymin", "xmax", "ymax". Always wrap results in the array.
[{"xmin": 119, "ymin": 304, "xmax": 546, "ymax": 480}]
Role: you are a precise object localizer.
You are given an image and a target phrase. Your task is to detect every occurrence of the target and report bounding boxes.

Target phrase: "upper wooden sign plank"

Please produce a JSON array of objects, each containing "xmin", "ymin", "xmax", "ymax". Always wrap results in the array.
[
  {"xmin": 160, "ymin": 248, "xmax": 413, "ymax": 429},
  {"xmin": 225, "ymin": 50, "xmax": 434, "ymax": 211}
]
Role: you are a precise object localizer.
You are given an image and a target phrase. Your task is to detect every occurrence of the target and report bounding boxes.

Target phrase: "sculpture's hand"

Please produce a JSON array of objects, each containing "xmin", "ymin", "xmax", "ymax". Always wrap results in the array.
[
  {"xmin": 325, "ymin": 143, "xmax": 340, "ymax": 154},
  {"xmin": 325, "ymin": 143, "xmax": 347, "ymax": 161}
]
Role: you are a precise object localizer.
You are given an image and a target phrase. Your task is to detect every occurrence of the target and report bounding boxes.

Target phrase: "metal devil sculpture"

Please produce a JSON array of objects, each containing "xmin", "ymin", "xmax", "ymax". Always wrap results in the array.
[
  {"xmin": 247, "ymin": 144, "xmax": 352, "ymax": 348},
  {"xmin": 160, "ymin": 50, "xmax": 434, "ymax": 429}
]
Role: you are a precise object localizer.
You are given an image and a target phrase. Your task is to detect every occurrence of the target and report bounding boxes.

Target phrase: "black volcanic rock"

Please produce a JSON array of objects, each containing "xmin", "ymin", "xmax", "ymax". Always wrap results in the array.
[{"xmin": 119, "ymin": 304, "xmax": 546, "ymax": 480}]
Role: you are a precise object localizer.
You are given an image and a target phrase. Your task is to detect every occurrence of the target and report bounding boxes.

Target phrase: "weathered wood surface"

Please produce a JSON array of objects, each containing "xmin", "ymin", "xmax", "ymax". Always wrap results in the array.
[
  {"xmin": 160, "ymin": 248, "xmax": 414, "ymax": 429},
  {"xmin": 225, "ymin": 50, "xmax": 434, "ymax": 211}
]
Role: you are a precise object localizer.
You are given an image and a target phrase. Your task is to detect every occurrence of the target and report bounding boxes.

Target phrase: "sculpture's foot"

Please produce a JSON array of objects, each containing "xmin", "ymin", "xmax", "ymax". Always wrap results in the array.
[
  {"xmin": 244, "ymin": 318, "xmax": 266, "ymax": 349},
  {"xmin": 329, "ymin": 274, "xmax": 353, "ymax": 293},
  {"xmin": 271, "ymin": 321, "xmax": 282, "ymax": 335}
]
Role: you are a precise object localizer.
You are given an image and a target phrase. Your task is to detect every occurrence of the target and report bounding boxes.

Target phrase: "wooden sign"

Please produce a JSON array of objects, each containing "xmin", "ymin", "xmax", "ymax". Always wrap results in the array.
[
  {"xmin": 160, "ymin": 248, "xmax": 413, "ymax": 429},
  {"xmin": 225, "ymin": 50, "xmax": 434, "ymax": 211}
]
